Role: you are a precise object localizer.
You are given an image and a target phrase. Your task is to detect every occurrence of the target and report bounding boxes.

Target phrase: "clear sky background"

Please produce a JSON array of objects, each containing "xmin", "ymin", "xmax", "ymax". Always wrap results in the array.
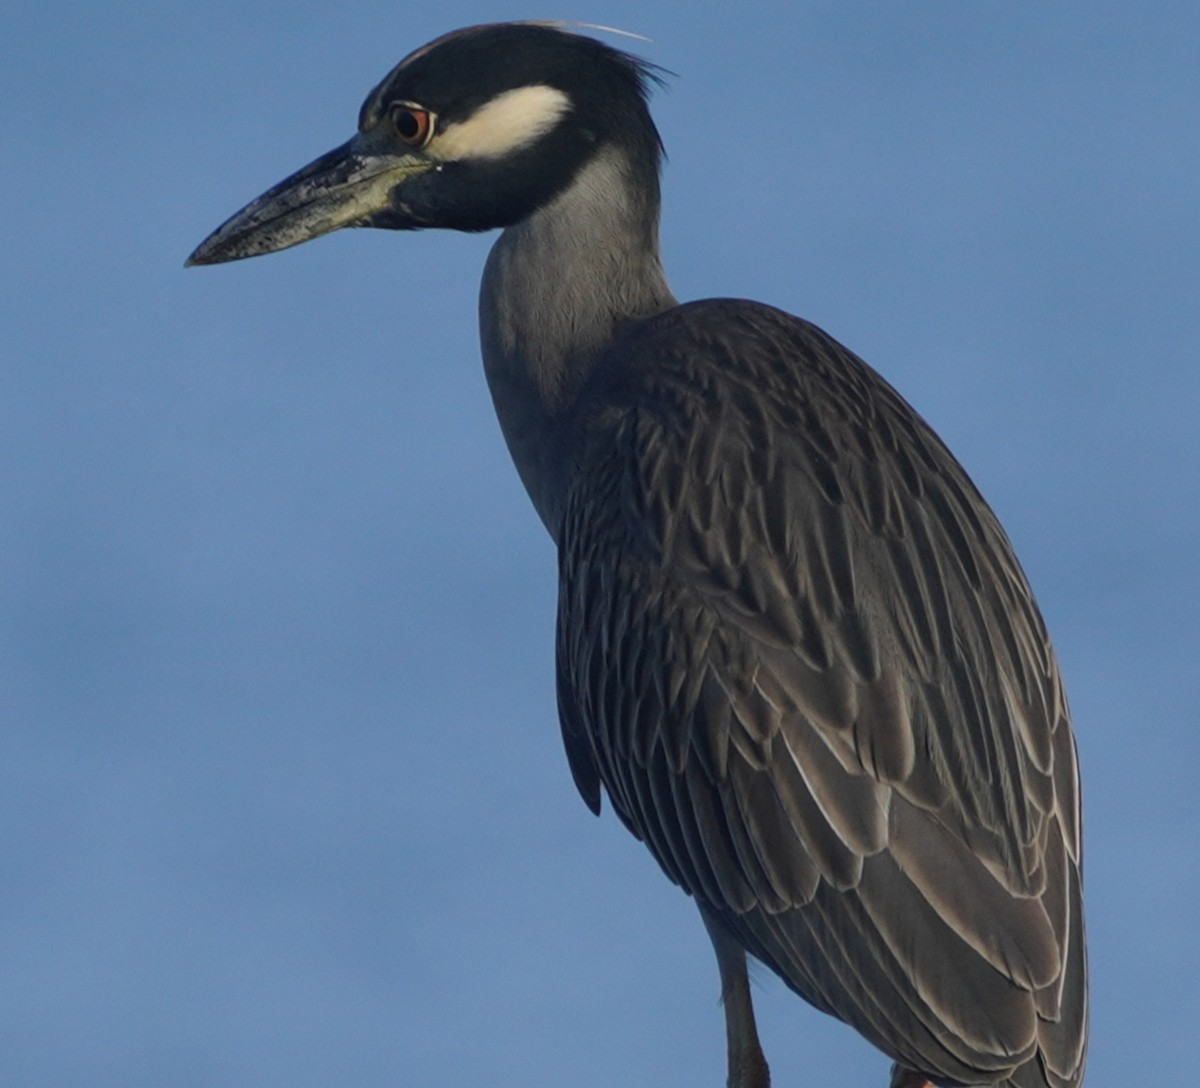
[{"xmin": 3, "ymin": 2, "xmax": 1197, "ymax": 1085}]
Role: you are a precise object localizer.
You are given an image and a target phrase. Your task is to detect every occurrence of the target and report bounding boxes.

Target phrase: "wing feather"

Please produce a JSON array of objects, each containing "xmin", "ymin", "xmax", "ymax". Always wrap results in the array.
[{"xmin": 554, "ymin": 299, "xmax": 1086, "ymax": 1085}]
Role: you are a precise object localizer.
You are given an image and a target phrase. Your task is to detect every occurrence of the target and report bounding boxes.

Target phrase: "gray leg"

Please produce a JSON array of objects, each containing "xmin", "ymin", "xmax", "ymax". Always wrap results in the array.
[
  {"xmin": 889, "ymin": 1065, "xmax": 935, "ymax": 1088},
  {"xmin": 700, "ymin": 905, "xmax": 771, "ymax": 1088}
]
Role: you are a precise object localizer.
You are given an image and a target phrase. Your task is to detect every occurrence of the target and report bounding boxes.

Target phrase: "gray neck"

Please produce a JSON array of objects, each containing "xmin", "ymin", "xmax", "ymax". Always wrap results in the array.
[{"xmin": 479, "ymin": 146, "xmax": 676, "ymax": 540}]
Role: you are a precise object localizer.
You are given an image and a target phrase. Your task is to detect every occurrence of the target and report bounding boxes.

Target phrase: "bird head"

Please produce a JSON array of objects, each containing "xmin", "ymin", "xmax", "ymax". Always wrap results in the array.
[{"xmin": 187, "ymin": 22, "xmax": 664, "ymax": 265}]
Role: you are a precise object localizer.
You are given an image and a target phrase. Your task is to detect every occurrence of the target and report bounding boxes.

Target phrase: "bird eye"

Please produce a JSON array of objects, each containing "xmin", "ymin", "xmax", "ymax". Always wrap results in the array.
[{"xmin": 390, "ymin": 102, "xmax": 435, "ymax": 147}]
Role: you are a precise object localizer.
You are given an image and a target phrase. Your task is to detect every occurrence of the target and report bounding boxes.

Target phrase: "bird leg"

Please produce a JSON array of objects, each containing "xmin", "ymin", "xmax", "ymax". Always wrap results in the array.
[
  {"xmin": 700, "ymin": 906, "xmax": 771, "ymax": 1088},
  {"xmin": 889, "ymin": 1065, "xmax": 935, "ymax": 1088}
]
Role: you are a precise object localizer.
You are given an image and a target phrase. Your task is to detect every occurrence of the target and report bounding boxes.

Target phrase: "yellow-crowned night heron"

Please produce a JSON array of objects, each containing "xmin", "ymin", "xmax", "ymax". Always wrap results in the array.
[{"xmin": 188, "ymin": 22, "xmax": 1087, "ymax": 1088}]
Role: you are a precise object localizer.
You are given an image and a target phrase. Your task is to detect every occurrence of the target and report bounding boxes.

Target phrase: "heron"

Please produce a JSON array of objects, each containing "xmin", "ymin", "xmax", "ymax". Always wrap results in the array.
[{"xmin": 188, "ymin": 21, "xmax": 1087, "ymax": 1088}]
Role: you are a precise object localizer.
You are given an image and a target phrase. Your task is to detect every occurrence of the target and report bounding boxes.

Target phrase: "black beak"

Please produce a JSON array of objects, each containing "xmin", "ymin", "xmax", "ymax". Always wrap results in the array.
[{"xmin": 187, "ymin": 136, "xmax": 434, "ymax": 266}]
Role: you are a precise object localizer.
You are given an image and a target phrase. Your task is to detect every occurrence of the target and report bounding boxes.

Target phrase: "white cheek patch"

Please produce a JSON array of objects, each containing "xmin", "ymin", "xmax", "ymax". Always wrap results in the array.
[{"xmin": 432, "ymin": 84, "xmax": 572, "ymax": 161}]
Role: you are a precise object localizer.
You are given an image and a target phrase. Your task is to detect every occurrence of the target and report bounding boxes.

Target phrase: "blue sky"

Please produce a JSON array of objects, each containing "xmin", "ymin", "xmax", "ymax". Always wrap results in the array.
[{"xmin": 3, "ymin": 2, "xmax": 1197, "ymax": 1085}]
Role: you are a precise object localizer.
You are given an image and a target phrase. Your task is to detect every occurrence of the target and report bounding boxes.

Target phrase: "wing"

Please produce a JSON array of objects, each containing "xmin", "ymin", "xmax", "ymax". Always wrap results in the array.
[{"xmin": 555, "ymin": 300, "xmax": 1086, "ymax": 1087}]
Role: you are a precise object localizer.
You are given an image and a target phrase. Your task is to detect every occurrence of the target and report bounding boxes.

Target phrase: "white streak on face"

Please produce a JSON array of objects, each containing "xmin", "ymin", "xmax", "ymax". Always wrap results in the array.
[{"xmin": 431, "ymin": 85, "xmax": 572, "ymax": 161}]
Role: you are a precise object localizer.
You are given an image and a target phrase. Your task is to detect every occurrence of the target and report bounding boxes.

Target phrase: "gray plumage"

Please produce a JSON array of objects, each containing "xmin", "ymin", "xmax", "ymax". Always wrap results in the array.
[
  {"xmin": 553, "ymin": 301, "xmax": 1086, "ymax": 1087},
  {"xmin": 188, "ymin": 22, "xmax": 1087, "ymax": 1088}
]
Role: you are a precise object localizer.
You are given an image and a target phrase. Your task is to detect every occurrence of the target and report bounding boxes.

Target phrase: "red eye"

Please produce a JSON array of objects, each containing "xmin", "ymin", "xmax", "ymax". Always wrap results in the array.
[{"xmin": 390, "ymin": 102, "xmax": 434, "ymax": 147}]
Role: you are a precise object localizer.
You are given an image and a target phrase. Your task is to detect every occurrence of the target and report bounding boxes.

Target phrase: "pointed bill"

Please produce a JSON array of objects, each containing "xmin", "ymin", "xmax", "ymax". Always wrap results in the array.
[{"xmin": 186, "ymin": 137, "xmax": 433, "ymax": 266}]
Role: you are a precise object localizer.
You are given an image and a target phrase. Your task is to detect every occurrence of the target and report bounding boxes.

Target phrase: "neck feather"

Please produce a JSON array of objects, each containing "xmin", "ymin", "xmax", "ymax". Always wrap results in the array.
[{"xmin": 479, "ymin": 145, "xmax": 676, "ymax": 537}]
